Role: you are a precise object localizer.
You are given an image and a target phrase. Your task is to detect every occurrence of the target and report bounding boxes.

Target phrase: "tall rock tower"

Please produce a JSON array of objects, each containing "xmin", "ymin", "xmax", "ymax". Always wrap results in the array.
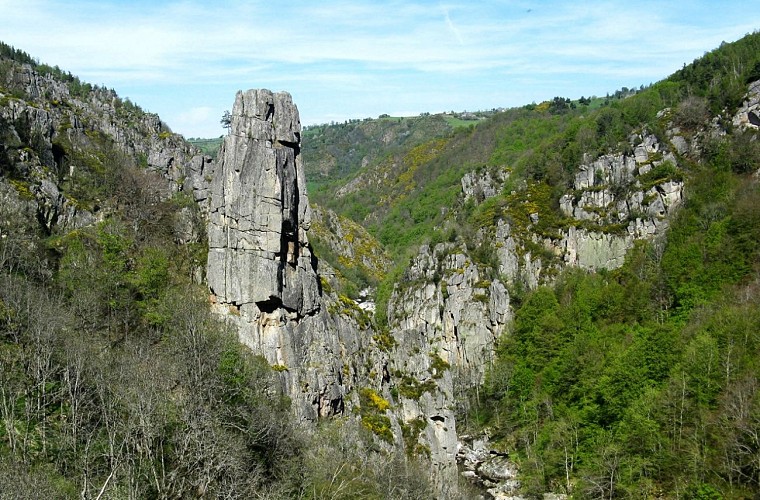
[
  {"xmin": 206, "ymin": 90, "xmax": 356, "ymax": 421},
  {"xmin": 207, "ymin": 89, "xmax": 320, "ymax": 320},
  {"xmin": 205, "ymin": 90, "xmax": 463, "ymax": 496}
]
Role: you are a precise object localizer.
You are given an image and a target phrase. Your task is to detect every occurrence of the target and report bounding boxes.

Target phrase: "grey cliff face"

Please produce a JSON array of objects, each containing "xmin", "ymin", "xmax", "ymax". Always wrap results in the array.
[
  {"xmin": 206, "ymin": 90, "xmax": 362, "ymax": 424},
  {"xmin": 202, "ymin": 90, "xmax": 475, "ymax": 495},
  {"xmin": 0, "ymin": 61, "xmax": 211, "ymax": 234},
  {"xmin": 207, "ymin": 89, "xmax": 319, "ymax": 317},
  {"xmin": 733, "ymin": 79, "xmax": 760, "ymax": 130}
]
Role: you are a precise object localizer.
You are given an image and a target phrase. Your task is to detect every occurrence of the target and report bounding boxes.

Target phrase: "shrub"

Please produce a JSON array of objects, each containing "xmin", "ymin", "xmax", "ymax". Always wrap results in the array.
[{"xmin": 674, "ymin": 96, "xmax": 709, "ymax": 130}]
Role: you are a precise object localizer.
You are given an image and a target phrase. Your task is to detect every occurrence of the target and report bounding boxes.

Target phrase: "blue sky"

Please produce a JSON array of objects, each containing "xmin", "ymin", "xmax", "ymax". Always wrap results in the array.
[{"xmin": 1, "ymin": 1, "xmax": 757, "ymax": 138}]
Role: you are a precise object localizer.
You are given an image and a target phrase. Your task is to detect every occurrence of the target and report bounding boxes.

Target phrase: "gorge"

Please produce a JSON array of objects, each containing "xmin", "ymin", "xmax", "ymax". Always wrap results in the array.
[{"xmin": 1, "ymin": 32, "xmax": 760, "ymax": 498}]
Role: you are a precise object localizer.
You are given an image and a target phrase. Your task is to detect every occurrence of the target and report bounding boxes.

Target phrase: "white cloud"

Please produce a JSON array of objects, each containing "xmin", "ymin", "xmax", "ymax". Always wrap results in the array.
[{"xmin": 3, "ymin": 0, "xmax": 759, "ymax": 134}]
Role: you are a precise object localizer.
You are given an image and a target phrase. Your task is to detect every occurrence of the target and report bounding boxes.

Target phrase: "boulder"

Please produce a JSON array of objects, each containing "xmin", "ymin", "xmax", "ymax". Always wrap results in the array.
[
  {"xmin": 732, "ymin": 79, "xmax": 760, "ymax": 129},
  {"xmin": 479, "ymin": 456, "xmax": 519, "ymax": 482}
]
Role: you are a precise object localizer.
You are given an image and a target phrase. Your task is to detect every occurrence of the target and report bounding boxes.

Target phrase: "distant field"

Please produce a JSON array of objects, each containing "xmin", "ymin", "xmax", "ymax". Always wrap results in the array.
[
  {"xmin": 376, "ymin": 115, "xmax": 405, "ymax": 122},
  {"xmin": 443, "ymin": 116, "xmax": 480, "ymax": 128},
  {"xmin": 376, "ymin": 113, "xmax": 482, "ymax": 129},
  {"xmin": 187, "ymin": 137, "xmax": 223, "ymax": 158}
]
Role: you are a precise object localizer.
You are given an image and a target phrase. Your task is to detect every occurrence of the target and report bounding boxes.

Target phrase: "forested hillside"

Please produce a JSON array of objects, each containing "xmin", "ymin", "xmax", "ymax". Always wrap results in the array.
[
  {"xmin": 468, "ymin": 35, "xmax": 760, "ymax": 498},
  {"xmin": 302, "ymin": 32, "xmax": 760, "ymax": 498}
]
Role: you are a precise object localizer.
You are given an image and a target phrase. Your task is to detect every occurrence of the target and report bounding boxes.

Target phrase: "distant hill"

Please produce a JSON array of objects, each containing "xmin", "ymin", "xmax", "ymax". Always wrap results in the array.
[{"xmin": 302, "ymin": 111, "xmax": 485, "ymax": 182}]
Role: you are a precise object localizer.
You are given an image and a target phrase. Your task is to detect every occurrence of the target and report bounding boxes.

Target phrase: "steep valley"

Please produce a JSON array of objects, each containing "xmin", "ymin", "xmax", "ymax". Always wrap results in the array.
[{"xmin": 1, "ymin": 32, "xmax": 760, "ymax": 499}]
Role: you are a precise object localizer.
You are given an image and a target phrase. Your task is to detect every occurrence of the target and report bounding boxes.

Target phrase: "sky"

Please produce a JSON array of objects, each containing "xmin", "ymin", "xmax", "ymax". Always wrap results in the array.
[{"xmin": 1, "ymin": 1, "xmax": 758, "ymax": 138}]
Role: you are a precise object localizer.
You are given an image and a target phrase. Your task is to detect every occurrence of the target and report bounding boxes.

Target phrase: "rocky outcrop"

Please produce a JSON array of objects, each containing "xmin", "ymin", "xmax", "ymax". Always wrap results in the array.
[
  {"xmin": 205, "ymin": 90, "xmax": 373, "ymax": 423},
  {"xmin": 378, "ymin": 243, "xmax": 511, "ymax": 495},
  {"xmin": 389, "ymin": 244, "xmax": 510, "ymax": 385},
  {"xmin": 458, "ymin": 436, "xmax": 570, "ymax": 500},
  {"xmin": 553, "ymin": 133, "xmax": 682, "ymax": 270},
  {"xmin": 462, "ymin": 168, "xmax": 506, "ymax": 202},
  {"xmin": 1, "ymin": 63, "xmax": 205, "ymax": 182},
  {"xmin": 207, "ymin": 90, "xmax": 319, "ymax": 318},
  {"xmin": 733, "ymin": 79, "xmax": 760, "ymax": 129},
  {"xmin": 0, "ymin": 59, "xmax": 212, "ymax": 234},
  {"xmin": 559, "ymin": 227, "xmax": 633, "ymax": 269},
  {"xmin": 458, "ymin": 436, "xmax": 522, "ymax": 499}
]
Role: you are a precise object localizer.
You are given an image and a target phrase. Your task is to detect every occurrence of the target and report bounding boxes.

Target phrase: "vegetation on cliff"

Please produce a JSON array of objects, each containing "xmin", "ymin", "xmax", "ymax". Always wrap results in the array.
[
  {"xmin": 459, "ymin": 33, "xmax": 760, "ymax": 498},
  {"xmin": 0, "ymin": 42, "xmax": 434, "ymax": 498},
  {"xmin": 302, "ymin": 31, "xmax": 760, "ymax": 497},
  {"xmin": 469, "ymin": 170, "xmax": 760, "ymax": 497}
]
